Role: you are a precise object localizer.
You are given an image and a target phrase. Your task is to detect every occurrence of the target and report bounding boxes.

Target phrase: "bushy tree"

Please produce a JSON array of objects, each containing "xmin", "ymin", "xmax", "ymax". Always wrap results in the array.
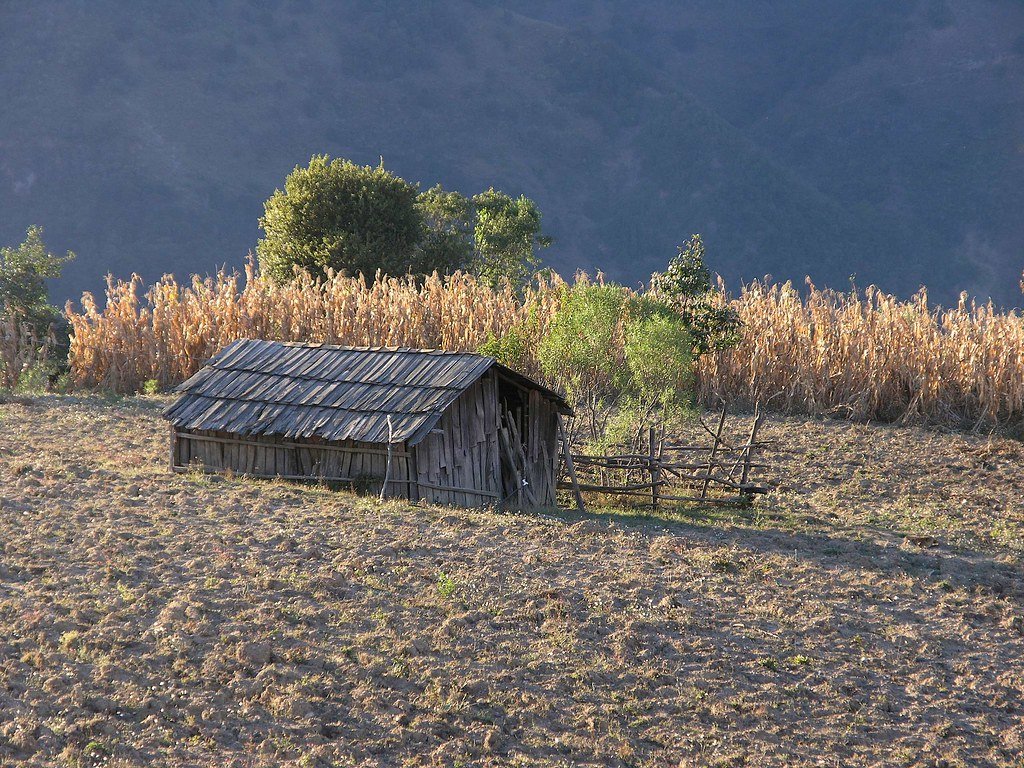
[
  {"xmin": 415, "ymin": 184, "xmax": 474, "ymax": 275},
  {"xmin": 650, "ymin": 234, "xmax": 741, "ymax": 354},
  {"xmin": 537, "ymin": 283, "xmax": 692, "ymax": 448},
  {"xmin": 415, "ymin": 185, "xmax": 552, "ymax": 288},
  {"xmin": 257, "ymin": 156, "xmax": 423, "ymax": 282},
  {"xmin": 539, "ymin": 283, "xmax": 625, "ymax": 413},
  {"xmin": 0, "ymin": 226, "xmax": 75, "ymax": 389},
  {"xmin": 471, "ymin": 188, "xmax": 551, "ymax": 289},
  {"xmin": 258, "ymin": 158, "xmax": 551, "ymax": 288},
  {"xmin": 0, "ymin": 226, "xmax": 74, "ymax": 331},
  {"xmin": 623, "ymin": 296, "xmax": 694, "ymax": 411}
]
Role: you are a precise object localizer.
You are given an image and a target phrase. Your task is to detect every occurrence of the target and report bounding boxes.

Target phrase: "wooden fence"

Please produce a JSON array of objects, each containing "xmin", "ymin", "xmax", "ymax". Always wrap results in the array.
[{"xmin": 557, "ymin": 405, "xmax": 769, "ymax": 510}]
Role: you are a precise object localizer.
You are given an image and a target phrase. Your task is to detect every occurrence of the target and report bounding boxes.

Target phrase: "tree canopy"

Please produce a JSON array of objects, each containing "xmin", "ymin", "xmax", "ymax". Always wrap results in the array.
[
  {"xmin": 0, "ymin": 226, "xmax": 75, "ymax": 331},
  {"xmin": 257, "ymin": 156, "xmax": 550, "ymax": 288},
  {"xmin": 257, "ymin": 156, "xmax": 423, "ymax": 283}
]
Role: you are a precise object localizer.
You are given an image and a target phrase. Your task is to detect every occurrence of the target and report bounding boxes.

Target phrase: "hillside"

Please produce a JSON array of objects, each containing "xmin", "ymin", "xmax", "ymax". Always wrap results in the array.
[
  {"xmin": 1, "ymin": 396, "xmax": 1023, "ymax": 765},
  {"xmin": 1, "ymin": 1, "xmax": 1022, "ymax": 305}
]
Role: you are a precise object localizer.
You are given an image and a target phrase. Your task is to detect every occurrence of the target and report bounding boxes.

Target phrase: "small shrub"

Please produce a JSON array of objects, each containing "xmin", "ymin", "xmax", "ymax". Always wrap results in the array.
[
  {"xmin": 13, "ymin": 361, "xmax": 54, "ymax": 394},
  {"xmin": 436, "ymin": 572, "xmax": 458, "ymax": 600},
  {"xmin": 478, "ymin": 325, "xmax": 531, "ymax": 371}
]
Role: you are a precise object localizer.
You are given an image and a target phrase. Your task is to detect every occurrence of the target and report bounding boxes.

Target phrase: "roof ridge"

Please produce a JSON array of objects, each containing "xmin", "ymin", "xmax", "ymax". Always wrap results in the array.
[{"xmin": 239, "ymin": 338, "xmax": 491, "ymax": 357}]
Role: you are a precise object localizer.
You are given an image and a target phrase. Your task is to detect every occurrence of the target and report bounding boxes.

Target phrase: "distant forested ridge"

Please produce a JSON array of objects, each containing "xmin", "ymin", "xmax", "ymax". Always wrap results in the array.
[{"xmin": 1, "ymin": 0, "xmax": 1021, "ymax": 305}]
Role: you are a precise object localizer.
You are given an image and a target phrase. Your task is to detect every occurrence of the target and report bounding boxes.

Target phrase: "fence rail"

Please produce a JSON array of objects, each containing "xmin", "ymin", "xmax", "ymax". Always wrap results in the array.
[{"xmin": 557, "ymin": 404, "xmax": 769, "ymax": 510}]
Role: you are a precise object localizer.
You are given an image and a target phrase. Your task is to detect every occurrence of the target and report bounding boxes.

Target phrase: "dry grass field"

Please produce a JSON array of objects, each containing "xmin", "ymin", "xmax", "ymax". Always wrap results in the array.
[{"xmin": 1, "ymin": 396, "xmax": 1023, "ymax": 767}]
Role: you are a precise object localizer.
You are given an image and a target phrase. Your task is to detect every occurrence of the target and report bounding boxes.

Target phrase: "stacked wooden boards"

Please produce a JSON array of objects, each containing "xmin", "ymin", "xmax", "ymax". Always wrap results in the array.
[{"xmin": 164, "ymin": 340, "xmax": 570, "ymax": 509}]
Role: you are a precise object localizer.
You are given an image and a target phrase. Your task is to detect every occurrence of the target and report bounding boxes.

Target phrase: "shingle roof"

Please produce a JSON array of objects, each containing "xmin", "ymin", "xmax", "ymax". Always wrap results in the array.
[{"xmin": 163, "ymin": 339, "xmax": 570, "ymax": 445}]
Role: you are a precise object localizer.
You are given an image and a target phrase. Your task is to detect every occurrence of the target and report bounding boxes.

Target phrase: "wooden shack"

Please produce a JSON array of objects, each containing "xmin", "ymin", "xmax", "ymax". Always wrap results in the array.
[{"xmin": 163, "ymin": 339, "xmax": 572, "ymax": 509}]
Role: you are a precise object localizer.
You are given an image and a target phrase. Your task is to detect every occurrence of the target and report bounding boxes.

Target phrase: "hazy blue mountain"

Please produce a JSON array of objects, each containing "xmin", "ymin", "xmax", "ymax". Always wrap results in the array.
[{"xmin": 1, "ymin": 1, "xmax": 1021, "ymax": 306}]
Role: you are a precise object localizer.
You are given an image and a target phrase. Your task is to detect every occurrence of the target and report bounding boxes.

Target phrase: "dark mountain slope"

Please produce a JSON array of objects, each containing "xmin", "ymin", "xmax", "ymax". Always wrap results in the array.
[
  {"xmin": 0, "ymin": 1, "xmax": 1019, "ymax": 305},
  {"xmin": 525, "ymin": 0, "xmax": 1024, "ymax": 300}
]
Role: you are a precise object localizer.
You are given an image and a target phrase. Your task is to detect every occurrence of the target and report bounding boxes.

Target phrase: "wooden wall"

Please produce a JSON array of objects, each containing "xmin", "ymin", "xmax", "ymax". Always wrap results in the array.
[
  {"xmin": 523, "ymin": 389, "xmax": 559, "ymax": 507},
  {"xmin": 171, "ymin": 428, "xmax": 417, "ymax": 499},
  {"xmin": 412, "ymin": 373, "xmax": 503, "ymax": 508}
]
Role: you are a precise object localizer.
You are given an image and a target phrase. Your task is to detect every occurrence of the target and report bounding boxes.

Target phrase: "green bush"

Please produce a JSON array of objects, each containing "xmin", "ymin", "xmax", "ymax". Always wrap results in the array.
[
  {"xmin": 538, "ymin": 283, "xmax": 693, "ymax": 447},
  {"xmin": 478, "ymin": 325, "xmax": 531, "ymax": 371}
]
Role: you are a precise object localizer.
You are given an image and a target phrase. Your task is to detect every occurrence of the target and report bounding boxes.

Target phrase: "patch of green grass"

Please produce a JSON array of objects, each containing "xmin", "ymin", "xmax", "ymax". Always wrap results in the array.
[
  {"xmin": 989, "ymin": 519, "xmax": 1024, "ymax": 551},
  {"xmin": 80, "ymin": 740, "xmax": 111, "ymax": 764},
  {"xmin": 436, "ymin": 571, "xmax": 458, "ymax": 600}
]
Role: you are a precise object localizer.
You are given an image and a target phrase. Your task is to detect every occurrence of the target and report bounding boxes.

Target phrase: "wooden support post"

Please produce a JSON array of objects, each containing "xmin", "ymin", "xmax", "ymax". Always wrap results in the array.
[
  {"xmin": 740, "ymin": 404, "xmax": 765, "ymax": 494},
  {"xmin": 701, "ymin": 402, "xmax": 727, "ymax": 499},
  {"xmin": 557, "ymin": 414, "xmax": 586, "ymax": 512},
  {"xmin": 169, "ymin": 425, "xmax": 178, "ymax": 472},
  {"xmin": 649, "ymin": 426, "xmax": 659, "ymax": 511},
  {"xmin": 379, "ymin": 415, "xmax": 394, "ymax": 503}
]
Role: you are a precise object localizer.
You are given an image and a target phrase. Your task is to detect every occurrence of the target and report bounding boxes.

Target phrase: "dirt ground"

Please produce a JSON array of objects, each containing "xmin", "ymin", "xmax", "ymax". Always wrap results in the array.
[{"xmin": 0, "ymin": 395, "xmax": 1022, "ymax": 767}]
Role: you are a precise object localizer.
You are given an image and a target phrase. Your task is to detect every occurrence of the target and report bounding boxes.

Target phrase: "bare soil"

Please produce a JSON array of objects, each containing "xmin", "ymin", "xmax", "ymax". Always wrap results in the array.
[{"xmin": 0, "ymin": 396, "xmax": 1022, "ymax": 767}]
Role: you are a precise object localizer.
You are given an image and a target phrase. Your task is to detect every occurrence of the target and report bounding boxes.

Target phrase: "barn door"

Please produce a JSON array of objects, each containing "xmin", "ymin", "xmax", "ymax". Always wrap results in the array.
[{"xmin": 499, "ymin": 406, "xmax": 535, "ymax": 508}]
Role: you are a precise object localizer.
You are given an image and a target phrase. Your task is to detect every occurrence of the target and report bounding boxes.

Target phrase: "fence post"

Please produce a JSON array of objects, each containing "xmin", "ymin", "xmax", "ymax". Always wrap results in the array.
[
  {"xmin": 740, "ymin": 404, "xmax": 765, "ymax": 495},
  {"xmin": 649, "ymin": 427, "xmax": 659, "ymax": 511},
  {"xmin": 558, "ymin": 414, "xmax": 586, "ymax": 512},
  {"xmin": 701, "ymin": 402, "xmax": 727, "ymax": 499}
]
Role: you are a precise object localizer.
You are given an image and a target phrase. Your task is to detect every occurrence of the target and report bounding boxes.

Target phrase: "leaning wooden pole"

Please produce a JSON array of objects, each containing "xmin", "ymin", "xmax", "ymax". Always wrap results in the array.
[
  {"xmin": 739, "ymin": 404, "xmax": 765, "ymax": 492},
  {"xmin": 557, "ymin": 414, "xmax": 586, "ymax": 512},
  {"xmin": 648, "ymin": 426, "xmax": 659, "ymax": 511},
  {"xmin": 701, "ymin": 402, "xmax": 727, "ymax": 499}
]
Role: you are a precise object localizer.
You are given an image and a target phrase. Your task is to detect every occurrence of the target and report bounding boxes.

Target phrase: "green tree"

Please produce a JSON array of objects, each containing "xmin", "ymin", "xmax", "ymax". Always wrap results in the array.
[
  {"xmin": 0, "ymin": 226, "xmax": 75, "ymax": 331},
  {"xmin": 623, "ymin": 295, "xmax": 694, "ymax": 412},
  {"xmin": 414, "ymin": 184, "xmax": 474, "ymax": 275},
  {"xmin": 257, "ymin": 155, "xmax": 424, "ymax": 282},
  {"xmin": 471, "ymin": 188, "xmax": 551, "ymax": 289},
  {"xmin": 257, "ymin": 157, "xmax": 551, "ymax": 287},
  {"xmin": 650, "ymin": 234, "xmax": 741, "ymax": 354}
]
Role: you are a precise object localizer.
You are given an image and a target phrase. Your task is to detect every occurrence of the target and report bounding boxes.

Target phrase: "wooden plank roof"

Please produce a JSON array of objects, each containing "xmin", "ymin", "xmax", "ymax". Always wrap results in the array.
[{"xmin": 163, "ymin": 339, "xmax": 570, "ymax": 445}]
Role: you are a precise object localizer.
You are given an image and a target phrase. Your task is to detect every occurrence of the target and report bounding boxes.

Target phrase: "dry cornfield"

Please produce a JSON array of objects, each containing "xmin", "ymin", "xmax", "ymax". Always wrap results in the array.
[
  {"xmin": 698, "ymin": 280, "xmax": 1024, "ymax": 428},
  {"xmin": 64, "ymin": 266, "xmax": 1024, "ymax": 428},
  {"xmin": 65, "ymin": 262, "xmax": 562, "ymax": 393}
]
